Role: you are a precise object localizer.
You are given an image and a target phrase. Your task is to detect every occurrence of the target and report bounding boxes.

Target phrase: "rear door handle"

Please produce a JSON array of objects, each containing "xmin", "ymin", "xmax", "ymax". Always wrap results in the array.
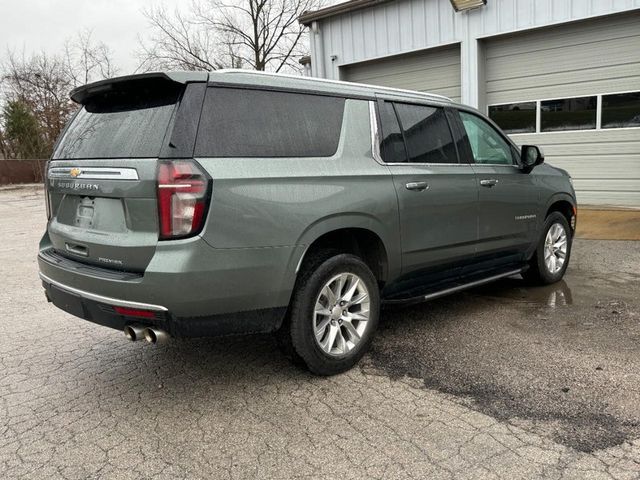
[
  {"xmin": 405, "ymin": 181, "xmax": 429, "ymax": 191},
  {"xmin": 480, "ymin": 179, "xmax": 499, "ymax": 187}
]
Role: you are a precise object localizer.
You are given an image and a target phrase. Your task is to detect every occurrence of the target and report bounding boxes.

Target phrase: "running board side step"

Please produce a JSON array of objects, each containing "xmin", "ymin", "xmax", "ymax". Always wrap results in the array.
[{"xmin": 383, "ymin": 268, "xmax": 524, "ymax": 306}]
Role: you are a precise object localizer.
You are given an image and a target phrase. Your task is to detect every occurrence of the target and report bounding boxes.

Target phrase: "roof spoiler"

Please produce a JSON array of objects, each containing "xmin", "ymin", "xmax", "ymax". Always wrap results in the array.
[{"xmin": 70, "ymin": 71, "xmax": 210, "ymax": 104}]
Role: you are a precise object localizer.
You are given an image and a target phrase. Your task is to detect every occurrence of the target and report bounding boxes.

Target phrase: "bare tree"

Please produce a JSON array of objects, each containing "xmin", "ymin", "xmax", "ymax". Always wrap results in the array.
[
  {"xmin": 0, "ymin": 32, "xmax": 118, "ymax": 158},
  {"xmin": 138, "ymin": 0, "xmax": 323, "ymax": 73},
  {"xmin": 64, "ymin": 30, "xmax": 118, "ymax": 86},
  {"xmin": 137, "ymin": 6, "xmax": 224, "ymax": 71}
]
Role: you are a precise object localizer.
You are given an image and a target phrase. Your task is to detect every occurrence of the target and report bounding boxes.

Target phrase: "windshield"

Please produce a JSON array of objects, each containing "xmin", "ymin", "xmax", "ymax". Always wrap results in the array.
[{"xmin": 53, "ymin": 85, "xmax": 181, "ymax": 159}]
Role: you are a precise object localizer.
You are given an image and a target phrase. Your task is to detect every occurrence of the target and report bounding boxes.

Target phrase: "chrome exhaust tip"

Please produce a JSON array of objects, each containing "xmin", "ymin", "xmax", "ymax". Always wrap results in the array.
[
  {"xmin": 124, "ymin": 325, "xmax": 145, "ymax": 342},
  {"xmin": 143, "ymin": 328, "xmax": 169, "ymax": 345}
]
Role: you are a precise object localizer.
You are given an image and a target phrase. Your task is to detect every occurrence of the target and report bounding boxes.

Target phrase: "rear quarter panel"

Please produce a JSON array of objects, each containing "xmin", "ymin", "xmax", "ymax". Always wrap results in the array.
[{"xmin": 195, "ymin": 99, "xmax": 402, "ymax": 280}]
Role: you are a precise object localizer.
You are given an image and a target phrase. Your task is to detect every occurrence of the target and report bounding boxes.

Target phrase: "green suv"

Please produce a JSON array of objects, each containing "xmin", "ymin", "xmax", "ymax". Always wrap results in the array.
[{"xmin": 38, "ymin": 70, "xmax": 577, "ymax": 375}]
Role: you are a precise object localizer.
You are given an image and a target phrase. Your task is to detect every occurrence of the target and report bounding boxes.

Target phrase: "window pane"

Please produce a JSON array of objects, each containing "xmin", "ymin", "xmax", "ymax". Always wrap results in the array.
[
  {"xmin": 459, "ymin": 111, "xmax": 514, "ymax": 165},
  {"xmin": 195, "ymin": 88, "xmax": 344, "ymax": 157},
  {"xmin": 378, "ymin": 101, "xmax": 407, "ymax": 163},
  {"xmin": 602, "ymin": 92, "xmax": 640, "ymax": 129},
  {"xmin": 54, "ymin": 85, "xmax": 180, "ymax": 159},
  {"xmin": 394, "ymin": 103, "xmax": 457, "ymax": 164},
  {"xmin": 488, "ymin": 102, "xmax": 536, "ymax": 134},
  {"xmin": 541, "ymin": 97, "xmax": 596, "ymax": 132}
]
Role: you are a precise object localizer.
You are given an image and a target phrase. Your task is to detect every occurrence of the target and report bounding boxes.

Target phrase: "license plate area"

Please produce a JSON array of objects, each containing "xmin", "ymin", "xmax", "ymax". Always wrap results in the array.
[
  {"xmin": 48, "ymin": 284, "xmax": 86, "ymax": 319},
  {"xmin": 55, "ymin": 195, "xmax": 127, "ymax": 233}
]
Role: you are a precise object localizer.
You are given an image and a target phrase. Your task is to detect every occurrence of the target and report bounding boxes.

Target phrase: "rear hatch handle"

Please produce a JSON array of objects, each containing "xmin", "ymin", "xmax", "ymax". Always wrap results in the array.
[{"xmin": 65, "ymin": 243, "xmax": 89, "ymax": 257}]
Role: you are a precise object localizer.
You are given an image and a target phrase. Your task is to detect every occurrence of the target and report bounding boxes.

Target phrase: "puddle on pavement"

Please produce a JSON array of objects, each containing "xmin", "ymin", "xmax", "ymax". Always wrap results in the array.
[
  {"xmin": 470, "ymin": 278, "xmax": 574, "ymax": 307},
  {"xmin": 467, "ymin": 269, "xmax": 640, "ymax": 311}
]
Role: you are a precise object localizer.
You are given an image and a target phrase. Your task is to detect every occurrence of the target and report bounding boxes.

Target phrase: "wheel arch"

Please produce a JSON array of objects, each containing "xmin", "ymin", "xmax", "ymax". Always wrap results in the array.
[
  {"xmin": 544, "ymin": 193, "xmax": 577, "ymax": 233},
  {"xmin": 294, "ymin": 214, "xmax": 400, "ymax": 287}
]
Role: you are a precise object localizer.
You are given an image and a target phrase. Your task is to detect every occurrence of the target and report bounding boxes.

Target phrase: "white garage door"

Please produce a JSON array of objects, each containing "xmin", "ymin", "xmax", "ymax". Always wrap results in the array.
[
  {"xmin": 341, "ymin": 44, "xmax": 461, "ymax": 102},
  {"xmin": 485, "ymin": 12, "xmax": 640, "ymax": 207}
]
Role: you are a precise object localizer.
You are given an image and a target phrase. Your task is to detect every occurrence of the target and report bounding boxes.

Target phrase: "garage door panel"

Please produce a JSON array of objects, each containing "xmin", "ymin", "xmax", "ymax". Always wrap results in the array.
[
  {"xmin": 346, "ymin": 49, "xmax": 459, "ymax": 74},
  {"xmin": 356, "ymin": 67, "xmax": 460, "ymax": 89},
  {"xmin": 487, "ymin": 69, "xmax": 640, "ymax": 105},
  {"xmin": 342, "ymin": 44, "xmax": 461, "ymax": 101},
  {"xmin": 351, "ymin": 64, "xmax": 458, "ymax": 84},
  {"xmin": 573, "ymin": 179, "xmax": 640, "ymax": 192},
  {"xmin": 487, "ymin": 79, "xmax": 640, "ymax": 106},
  {"xmin": 575, "ymin": 191, "xmax": 640, "ymax": 206},
  {"xmin": 485, "ymin": 11, "xmax": 640, "ymax": 207},
  {"xmin": 510, "ymin": 129, "xmax": 640, "ymax": 146},
  {"xmin": 539, "ymin": 143, "xmax": 640, "ymax": 157},
  {"xmin": 487, "ymin": 37, "xmax": 640, "ymax": 82},
  {"xmin": 542, "ymin": 158, "xmax": 640, "ymax": 179},
  {"xmin": 485, "ymin": 15, "xmax": 640, "ymax": 59}
]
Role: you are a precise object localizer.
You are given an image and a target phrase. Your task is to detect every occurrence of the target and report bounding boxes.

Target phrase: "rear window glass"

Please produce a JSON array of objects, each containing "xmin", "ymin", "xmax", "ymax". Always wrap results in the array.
[
  {"xmin": 195, "ymin": 88, "xmax": 345, "ymax": 157},
  {"xmin": 54, "ymin": 82, "xmax": 181, "ymax": 159}
]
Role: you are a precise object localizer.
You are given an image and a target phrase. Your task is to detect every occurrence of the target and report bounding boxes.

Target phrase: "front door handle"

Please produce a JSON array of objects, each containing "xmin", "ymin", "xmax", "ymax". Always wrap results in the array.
[
  {"xmin": 480, "ymin": 179, "xmax": 499, "ymax": 187},
  {"xmin": 405, "ymin": 181, "xmax": 429, "ymax": 192}
]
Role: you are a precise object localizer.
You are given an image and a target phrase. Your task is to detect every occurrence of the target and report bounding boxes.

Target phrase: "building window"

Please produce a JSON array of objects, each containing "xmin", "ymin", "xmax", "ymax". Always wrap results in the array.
[
  {"xmin": 540, "ymin": 96, "xmax": 597, "ymax": 132},
  {"xmin": 488, "ymin": 102, "xmax": 536, "ymax": 134},
  {"xmin": 601, "ymin": 92, "xmax": 640, "ymax": 129}
]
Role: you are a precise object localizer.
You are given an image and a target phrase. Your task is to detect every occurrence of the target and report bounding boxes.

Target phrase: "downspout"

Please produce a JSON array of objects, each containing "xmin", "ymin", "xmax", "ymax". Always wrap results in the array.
[{"xmin": 311, "ymin": 21, "xmax": 326, "ymax": 79}]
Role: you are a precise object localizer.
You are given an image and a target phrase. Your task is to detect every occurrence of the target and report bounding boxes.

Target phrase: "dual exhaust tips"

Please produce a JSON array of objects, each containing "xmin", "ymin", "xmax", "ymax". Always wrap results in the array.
[{"xmin": 124, "ymin": 325, "xmax": 169, "ymax": 344}]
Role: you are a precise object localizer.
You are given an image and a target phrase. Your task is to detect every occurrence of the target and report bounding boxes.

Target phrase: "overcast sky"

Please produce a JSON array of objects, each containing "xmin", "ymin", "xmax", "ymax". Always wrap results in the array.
[{"xmin": 0, "ymin": 0, "xmax": 188, "ymax": 74}]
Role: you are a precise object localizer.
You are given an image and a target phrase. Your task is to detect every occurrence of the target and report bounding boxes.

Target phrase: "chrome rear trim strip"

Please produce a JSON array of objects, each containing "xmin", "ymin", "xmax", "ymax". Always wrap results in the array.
[
  {"xmin": 48, "ymin": 167, "xmax": 139, "ymax": 180},
  {"xmin": 39, "ymin": 272, "xmax": 168, "ymax": 312}
]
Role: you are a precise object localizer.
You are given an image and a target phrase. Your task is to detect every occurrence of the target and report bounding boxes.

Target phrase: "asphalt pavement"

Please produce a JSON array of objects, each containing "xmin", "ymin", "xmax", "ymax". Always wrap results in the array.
[{"xmin": 1, "ymin": 186, "xmax": 639, "ymax": 479}]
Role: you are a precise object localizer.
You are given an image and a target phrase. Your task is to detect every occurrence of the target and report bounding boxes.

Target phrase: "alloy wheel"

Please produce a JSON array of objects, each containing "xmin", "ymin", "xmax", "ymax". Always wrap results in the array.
[
  {"xmin": 544, "ymin": 222, "xmax": 568, "ymax": 274},
  {"xmin": 313, "ymin": 272, "xmax": 370, "ymax": 356}
]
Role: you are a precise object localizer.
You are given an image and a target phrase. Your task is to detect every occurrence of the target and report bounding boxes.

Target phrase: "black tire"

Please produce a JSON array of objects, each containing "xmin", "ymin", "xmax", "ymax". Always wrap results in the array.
[
  {"xmin": 285, "ymin": 251, "xmax": 380, "ymax": 376},
  {"xmin": 522, "ymin": 212, "xmax": 572, "ymax": 285}
]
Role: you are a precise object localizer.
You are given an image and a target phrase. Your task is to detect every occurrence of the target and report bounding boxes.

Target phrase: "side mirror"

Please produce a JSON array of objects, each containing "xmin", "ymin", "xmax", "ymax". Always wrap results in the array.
[{"xmin": 521, "ymin": 145, "xmax": 544, "ymax": 172}]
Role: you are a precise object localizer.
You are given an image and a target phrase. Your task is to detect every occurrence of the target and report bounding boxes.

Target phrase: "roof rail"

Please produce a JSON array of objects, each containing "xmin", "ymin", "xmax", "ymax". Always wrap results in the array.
[{"xmin": 214, "ymin": 69, "xmax": 453, "ymax": 103}]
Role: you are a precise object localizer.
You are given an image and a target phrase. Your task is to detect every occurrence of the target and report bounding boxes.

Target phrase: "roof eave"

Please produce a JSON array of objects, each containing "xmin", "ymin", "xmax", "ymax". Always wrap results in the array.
[{"xmin": 299, "ymin": 0, "xmax": 393, "ymax": 26}]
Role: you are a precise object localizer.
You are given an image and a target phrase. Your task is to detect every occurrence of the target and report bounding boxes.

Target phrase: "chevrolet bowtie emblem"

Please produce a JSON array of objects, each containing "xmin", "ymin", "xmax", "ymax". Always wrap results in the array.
[{"xmin": 69, "ymin": 168, "xmax": 82, "ymax": 178}]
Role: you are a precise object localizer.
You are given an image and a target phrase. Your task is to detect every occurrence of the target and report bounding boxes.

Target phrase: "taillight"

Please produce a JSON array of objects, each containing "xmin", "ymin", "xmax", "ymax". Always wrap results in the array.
[
  {"xmin": 45, "ymin": 186, "xmax": 52, "ymax": 220},
  {"xmin": 44, "ymin": 167, "xmax": 52, "ymax": 220},
  {"xmin": 157, "ymin": 160, "xmax": 210, "ymax": 240}
]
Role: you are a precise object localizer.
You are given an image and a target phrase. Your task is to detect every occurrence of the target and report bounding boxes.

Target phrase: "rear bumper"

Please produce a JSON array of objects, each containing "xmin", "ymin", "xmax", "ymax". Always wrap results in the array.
[
  {"xmin": 40, "ymin": 271, "xmax": 287, "ymax": 337},
  {"xmin": 38, "ymin": 235, "xmax": 303, "ymax": 337}
]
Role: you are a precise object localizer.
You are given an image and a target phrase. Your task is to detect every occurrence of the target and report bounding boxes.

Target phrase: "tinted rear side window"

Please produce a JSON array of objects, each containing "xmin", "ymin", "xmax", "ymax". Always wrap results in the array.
[
  {"xmin": 394, "ymin": 103, "xmax": 458, "ymax": 164},
  {"xmin": 54, "ymin": 82, "xmax": 181, "ymax": 159},
  {"xmin": 195, "ymin": 88, "xmax": 345, "ymax": 157},
  {"xmin": 378, "ymin": 101, "xmax": 407, "ymax": 163}
]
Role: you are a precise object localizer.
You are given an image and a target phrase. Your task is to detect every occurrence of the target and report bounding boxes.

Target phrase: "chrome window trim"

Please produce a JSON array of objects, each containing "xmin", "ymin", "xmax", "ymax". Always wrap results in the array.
[
  {"xmin": 470, "ymin": 163, "xmax": 521, "ymax": 168},
  {"xmin": 369, "ymin": 101, "xmax": 385, "ymax": 165},
  {"xmin": 39, "ymin": 272, "xmax": 168, "ymax": 312},
  {"xmin": 48, "ymin": 167, "xmax": 139, "ymax": 180}
]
